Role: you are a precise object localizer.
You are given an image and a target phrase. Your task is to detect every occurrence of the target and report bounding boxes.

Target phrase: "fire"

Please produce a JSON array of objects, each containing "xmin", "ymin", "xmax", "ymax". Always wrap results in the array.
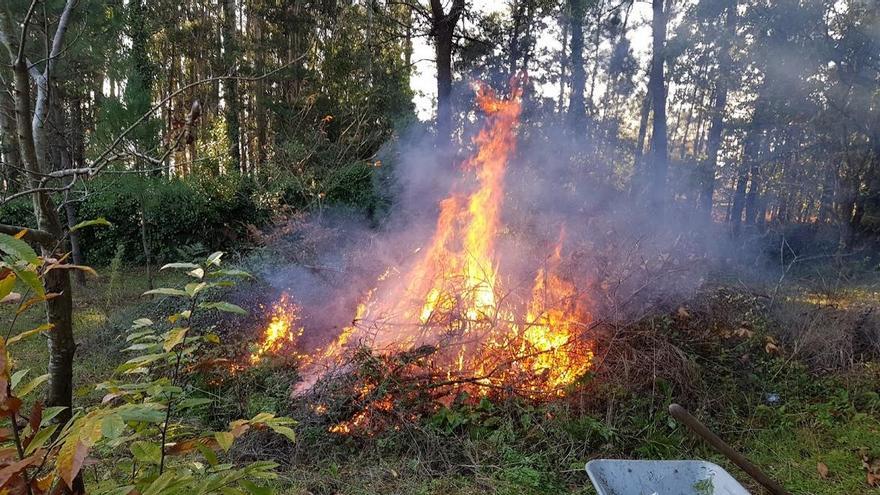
[
  {"xmin": 252, "ymin": 82, "xmax": 594, "ymax": 402},
  {"xmin": 250, "ymin": 293, "xmax": 302, "ymax": 364}
]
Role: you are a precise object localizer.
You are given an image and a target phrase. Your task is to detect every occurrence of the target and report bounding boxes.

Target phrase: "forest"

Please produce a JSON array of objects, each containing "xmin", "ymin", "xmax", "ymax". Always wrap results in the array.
[{"xmin": 0, "ymin": 0, "xmax": 879, "ymax": 494}]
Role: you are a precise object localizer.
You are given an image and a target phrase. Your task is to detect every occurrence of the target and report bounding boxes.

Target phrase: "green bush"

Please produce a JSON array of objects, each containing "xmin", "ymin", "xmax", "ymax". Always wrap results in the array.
[
  {"xmin": 1, "ymin": 158, "xmax": 385, "ymax": 265},
  {"xmin": 75, "ymin": 174, "xmax": 275, "ymax": 265},
  {"xmin": 0, "ymin": 197, "xmax": 36, "ymax": 226}
]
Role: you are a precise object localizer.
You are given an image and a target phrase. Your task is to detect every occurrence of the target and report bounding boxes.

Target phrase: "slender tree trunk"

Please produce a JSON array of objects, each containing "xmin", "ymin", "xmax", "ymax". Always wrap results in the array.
[
  {"xmin": 222, "ymin": 0, "xmax": 241, "ymax": 173},
  {"xmin": 558, "ymin": 4, "xmax": 569, "ymax": 114},
  {"xmin": 700, "ymin": 2, "xmax": 736, "ymax": 218},
  {"xmin": 630, "ymin": 77, "xmax": 652, "ymax": 196},
  {"xmin": 566, "ymin": 0, "xmax": 587, "ymax": 129},
  {"xmin": 0, "ymin": 89, "xmax": 21, "ymax": 191},
  {"xmin": 508, "ymin": 0, "xmax": 523, "ymax": 78},
  {"xmin": 646, "ymin": 0, "xmax": 669, "ymax": 207},
  {"xmin": 12, "ymin": 58, "xmax": 76, "ymax": 431},
  {"xmin": 430, "ymin": 0, "xmax": 464, "ymax": 147}
]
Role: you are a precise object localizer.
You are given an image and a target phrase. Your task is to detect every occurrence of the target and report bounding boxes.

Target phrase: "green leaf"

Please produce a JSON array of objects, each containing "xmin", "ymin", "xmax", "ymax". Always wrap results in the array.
[
  {"xmin": 196, "ymin": 442, "xmax": 219, "ymax": 467},
  {"xmin": 0, "ymin": 233, "xmax": 39, "ymax": 265},
  {"xmin": 267, "ymin": 424, "xmax": 296, "ymax": 443},
  {"xmin": 143, "ymin": 288, "xmax": 188, "ymax": 297},
  {"xmin": 117, "ymin": 352, "xmax": 170, "ymax": 373},
  {"xmin": 17, "ymin": 373, "xmax": 49, "ymax": 397},
  {"xmin": 69, "ymin": 217, "xmax": 111, "ymax": 233},
  {"xmin": 239, "ymin": 480, "xmax": 272, "ymax": 495},
  {"xmin": 98, "ymin": 485, "xmax": 136, "ymax": 495},
  {"xmin": 117, "ymin": 405, "xmax": 166, "ymax": 423},
  {"xmin": 142, "ymin": 471, "xmax": 181, "ymax": 495},
  {"xmin": 130, "ymin": 440, "xmax": 162, "ymax": 465},
  {"xmin": 24, "ymin": 424, "xmax": 59, "ymax": 456},
  {"xmin": 199, "ymin": 301, "xmax": 247, "ymax": 315},
  {"xmin": 10, "ymin": 369, "xmax": 29, "ymax": 389},
  {"xmin": 131, "ymin": 318, "xmax": 153, "ymax": 329},
  {"xmin": 215, "ymin": 431, "xmax": 234, "ymax": 452},
  {"xmin": 40, "ymin": 406, "xmax": 67, "ymax": 425},
  {"xmin": 163, "ymin": 327, "xmax": 189, "ymax": 352},
  {"xmin": 101, "ymin": 414, "xmax": 125, "ymax": 439},
  {"xmin": 0, "ymin": 274, "xmax": 15, "ymax": 301},
  {"xmin": 160, "ymin": 262, "xmax": 199, "ymax": 271},
  {"xmin": 207, "ymin": 269, "xmax": 252, "ymax": 279},
  {"xmin": 8, "ymin": 264, "xmax": 43, "ymax": 297},
  {"xmin": 126, "ymin": 330, "xmax": 156, "ymax": 342},
  {"xmin": 184, "ymin": 282, "xmax": 208, "ymax": 297}
]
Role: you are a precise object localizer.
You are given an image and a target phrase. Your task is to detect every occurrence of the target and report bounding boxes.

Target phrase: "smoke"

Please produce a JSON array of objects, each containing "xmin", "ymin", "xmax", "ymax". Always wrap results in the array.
[{"xmin": 257, "ymin": 81, "xmax": 734, "ymax": 368}]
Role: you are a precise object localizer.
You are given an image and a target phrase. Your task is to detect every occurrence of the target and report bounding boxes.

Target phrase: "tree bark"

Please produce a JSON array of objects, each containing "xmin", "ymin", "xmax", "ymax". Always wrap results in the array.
[
  {"xmin": 0, "ymin": 89, "xmax": 21, "ymax": 192},
  {"xmin": 646, "ymin": 0, "xmax": 669, "ymax": 207},
  {"xmin": 699, "ymin": 2, "xmax": 736, "ymax": 218},
  {"xmin": 430, "ymin": 0, "xmax": 464, "ymax": 147},
  {"xmin": 222, "ymin": 0, "xmax": 241, "ymax": 173},
  {"xmin": 566, "ymin": 0, "xmax": 587, "ymax": 129},
  {"xmin": 5, "ymin": 0, "xmax": 78, "ymax": 434},
  {"xmin": 630, "ymin": 73, "xmax": 652, "ymax": 197}
]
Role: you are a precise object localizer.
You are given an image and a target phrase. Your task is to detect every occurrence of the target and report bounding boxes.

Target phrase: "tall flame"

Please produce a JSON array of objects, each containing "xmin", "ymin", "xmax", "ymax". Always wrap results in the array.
[{"xmin": 253, "ymin": 82, "xmax": 594, "ymax": 400}]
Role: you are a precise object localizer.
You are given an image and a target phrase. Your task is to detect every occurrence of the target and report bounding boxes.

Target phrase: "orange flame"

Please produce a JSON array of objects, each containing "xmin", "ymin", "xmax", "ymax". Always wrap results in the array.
[
  {"xmin": 250, "ymin": 293, "xmax": 302, "ymax": 364},
  {"xmin": 253, "ymin": 82, "xmax": 594, "ymax": 402}
]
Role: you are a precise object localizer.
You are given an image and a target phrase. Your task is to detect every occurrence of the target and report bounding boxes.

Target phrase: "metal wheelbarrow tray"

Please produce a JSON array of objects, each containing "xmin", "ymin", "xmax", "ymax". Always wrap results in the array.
[{"xmin": 586, "ymin": 459, "xmax": 751, "ymax": 495}]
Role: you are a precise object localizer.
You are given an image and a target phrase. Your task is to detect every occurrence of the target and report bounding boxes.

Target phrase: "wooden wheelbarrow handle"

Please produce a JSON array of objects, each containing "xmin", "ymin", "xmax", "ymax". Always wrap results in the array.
[{"xmin": 669, "ymin": 404, "xmax": 791, "ymax": 495}]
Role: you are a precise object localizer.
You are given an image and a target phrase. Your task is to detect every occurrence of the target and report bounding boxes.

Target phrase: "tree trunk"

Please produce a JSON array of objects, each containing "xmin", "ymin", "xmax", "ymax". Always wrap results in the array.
[
  {"xmin": 508, "ymin": 0, "xmax": 523, "ymax": 78},
  {"xmin": 566, "ymin": 0, "xmax": 587, "ymax": 129},
  {"xmin": 630, "ymin": 75, "xmax": 652, "ymax": 197},
  {"xmin": 13, "ymin": 59, "xmax": 76, "ymax": 429},
  {"xmin": 430, "ymin": 0, "xmax": 464, "ymax": 147},
  {"xmin": 558, "ymin": 4, "xmax": 569, "ymax": 114},
  {"xmin": 222, "ymin": 0, "xmax": 241, "ymax": 173},
  {"xmin": 646, "ymin": 0, "xmax": 669, "ymax": 207},
  {"xmin": 0, "ymin": 89, "xmax": 21, "ymax": 192},
  {"xmin": 699, "ymin": 2, "xmax": 736, "ymax": 218}
]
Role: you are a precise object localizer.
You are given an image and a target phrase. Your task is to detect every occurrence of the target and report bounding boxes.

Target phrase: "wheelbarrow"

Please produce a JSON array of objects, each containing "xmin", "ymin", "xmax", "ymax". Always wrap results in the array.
[{"xmin": 585, "ymin": 404, "xmax": 791, "ymax": 495}]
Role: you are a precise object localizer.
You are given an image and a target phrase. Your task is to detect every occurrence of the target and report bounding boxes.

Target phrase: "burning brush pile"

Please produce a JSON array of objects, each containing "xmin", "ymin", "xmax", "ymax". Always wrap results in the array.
[{"xmin": 245, "ymin": 84, "xmax": 611, "ymax": 434}]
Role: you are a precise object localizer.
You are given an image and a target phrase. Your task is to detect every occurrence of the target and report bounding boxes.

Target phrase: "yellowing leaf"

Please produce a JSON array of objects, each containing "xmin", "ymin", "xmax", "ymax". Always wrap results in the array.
[
  {"xmin": 0, "ymin": 274, "xmax": 14, "ymax": 302},
  {"xmin": 8, "ymin": 323, "xmax": 53, "ymax": 345},
  {"xmin": 215, "ymin": 431, "xmax": 234, "ymax": 452},
  {"xmin": 45, "ymin": 264, "xmax": 98, "ymax": 277},
  {"xmin": 69, "ymin": 217, "xmax": 111, "ymax": 233},
  {"xmin": 163, "ymin": 327, "xmax": 189, "ymax": 352},
  {"xmin": 188, "ymin": 267, "xmax": 205, "ymax": 279},
  {"xmin": 17, "ymin": 373, "xmax": 49, "ymax": 398}
]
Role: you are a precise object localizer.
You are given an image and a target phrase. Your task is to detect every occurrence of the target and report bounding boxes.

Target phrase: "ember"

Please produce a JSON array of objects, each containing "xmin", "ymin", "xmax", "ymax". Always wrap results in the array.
[{"xmin": 252, "ymin": 82, "xmax": 595, "ymax": 399}]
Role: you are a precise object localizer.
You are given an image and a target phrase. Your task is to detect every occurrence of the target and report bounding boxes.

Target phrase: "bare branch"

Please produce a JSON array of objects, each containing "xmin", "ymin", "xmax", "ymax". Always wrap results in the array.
[
  {"xmin": 15, "ymin": 0, "xmax": 39, "ymax": 66},
  {"xmin": 0, "ymin": 223, "xmax": 55, "ymax": 246}
]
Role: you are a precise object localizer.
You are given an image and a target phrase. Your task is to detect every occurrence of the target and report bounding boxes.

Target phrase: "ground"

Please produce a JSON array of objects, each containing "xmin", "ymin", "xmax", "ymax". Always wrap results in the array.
[{"xmin": 2, "ymin": 264, "xmax": 879, "ymax": 494}]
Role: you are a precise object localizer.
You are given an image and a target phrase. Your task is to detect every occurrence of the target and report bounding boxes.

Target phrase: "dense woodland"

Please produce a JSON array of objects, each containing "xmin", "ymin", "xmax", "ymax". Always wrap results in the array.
[{"xmin": 1, "ymin": 0, "xmax": 880, "ymax": 494}]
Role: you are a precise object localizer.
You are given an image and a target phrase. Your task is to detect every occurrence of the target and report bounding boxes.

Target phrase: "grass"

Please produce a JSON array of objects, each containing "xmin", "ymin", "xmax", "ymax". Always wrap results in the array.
[
  {"xmin": 2, "ymin": 265, "xmax": 186, "ymax": 402},
  {"xmin": 3, "ymin": 262, "xmax": 879, "ymax": 494}
]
